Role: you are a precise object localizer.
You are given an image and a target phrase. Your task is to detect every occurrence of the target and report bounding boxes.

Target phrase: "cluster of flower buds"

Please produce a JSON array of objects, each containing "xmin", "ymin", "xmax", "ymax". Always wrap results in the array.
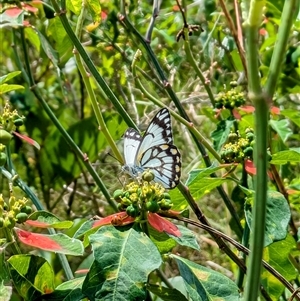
[
  {"xmin": 0, "ymin": 194, "xmax": 32, "ymax": 229},
  {"xmin": 215, "ymin": 89, "xmax": 245, "ymax": 110},
  {"xmin": 0, "ymin": 102, "xmax": 25, "ymax": 166},
  {"xmin": 221, "ymin": 128, "xmax": 255, "ymax": 163},
  {"xmin": 113, "ymin": 172, "xmax": 173, "ymax": 218}
]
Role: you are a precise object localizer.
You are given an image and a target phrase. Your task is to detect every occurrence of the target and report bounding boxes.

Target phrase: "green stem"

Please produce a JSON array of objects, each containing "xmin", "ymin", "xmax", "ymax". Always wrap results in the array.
[
  {"xmin": 50, "ymin": 0, "xmax": 136, "ymax": 129},
  {"xmin": 74, "ymin": 2, "xmax": 123, "ymax": 163},
  {"xmin": 12, "ymin": 30, "xmax": 117, "ymax": 212},
  {"xmin": 183, "ymin": 30, "xmax": 215, "ymax": 107},
  {"xmin": 244, "ymin": 1, "xmax": 268, "ymax": 300},
  {"xmin": 264, "ymin": 0, "xmax": 297, "ymax": 97}
]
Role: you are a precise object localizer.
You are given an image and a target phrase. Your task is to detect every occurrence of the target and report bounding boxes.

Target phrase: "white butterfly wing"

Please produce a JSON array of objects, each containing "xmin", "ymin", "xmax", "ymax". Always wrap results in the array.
[
  {"xmin": 123, "ymin": 128, "xmax": 142, "ymax": 165},
  {"xmin": 140, "ymin": 144, "xmax": 181, "ymax": 189},
  {"xmin": 136, "ymin": 108, "xmax": 173, "ymax": 162},
  {"xmin": 123, "ymin": 108, "xmax": 181, "ymax": 189}
]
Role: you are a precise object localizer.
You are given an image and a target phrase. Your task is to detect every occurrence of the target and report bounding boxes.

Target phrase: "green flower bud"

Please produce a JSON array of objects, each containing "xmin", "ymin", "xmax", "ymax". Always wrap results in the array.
[
  {"xmin": 21, "ymin": 205, "xmax": 32, "ymax": 215},
  {"xmin": 146, "ymin": 200, "xmax": 160, "ymax": 213},
  {"xmin": 244, "ymin": 146, "xmax": 253, "ymax": 157},
  {"xmin": 142, "ymin": 170, "xmax": 155, "ymax": 183},
  {"xmin": 126, "ymin": 204, "xmax": 139, "ymax": 217},
  {"xmin": 159, "ymin": 199, "xmax": 173, "ymax": 211},
  {"xmin": 0, "ymin": 130, "xmax": 12, "ymax": 146},
  {"xmin": 113, "ymin": 189, "xmax": 124, "ymax": 202},
  {"xmin": 16, "ymin": 212, "xmax": 28, "ymax": 223},
  {"xmin": 0, "ymin": 152, "xmax": 7, "ymax": 166},
  {"xmin": 13, "ymin": 118, "xmax": 24, "ymax": 127}
]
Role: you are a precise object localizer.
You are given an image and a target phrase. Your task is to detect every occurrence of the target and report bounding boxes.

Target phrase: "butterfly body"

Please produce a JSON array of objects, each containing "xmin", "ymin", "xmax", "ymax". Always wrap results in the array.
[{"xmin": 122, "ymin": 109, "xmax": 181, "ymax": 189}]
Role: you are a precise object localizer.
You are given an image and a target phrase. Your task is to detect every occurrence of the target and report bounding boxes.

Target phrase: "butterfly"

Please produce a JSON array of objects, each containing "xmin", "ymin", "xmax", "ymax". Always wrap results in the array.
[{"xmin": 122, "ymin": 108, "xmax": 181, "ymax": 189}]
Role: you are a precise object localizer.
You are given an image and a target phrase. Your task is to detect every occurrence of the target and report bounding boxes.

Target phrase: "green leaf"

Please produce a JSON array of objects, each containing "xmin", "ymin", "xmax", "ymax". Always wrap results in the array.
[
  {"xmin": 36, "ymin": 29, "xmax": 59, "ymax": 69},
  {"xmin": 47, "ymin": 17, "xmax": 73, "ymax": 65},
  {"xmin": 149, "ymin": 225, "xmax": 177, "ymax": 254},
  {"xmin": 0, "ymin": 83, "xmax": 24, "ymax": 94},
  {"xmin": 245, "ymin": 191, "xmax": 290, "ymax": 247},
  {"xmin": 168, "ymin": 225, "xmax": 200, "ymax": 251},
  {"xmin": 66, "ymin": 0, "xmax": 82, "ymax": 15},
  {"xmin": 261, "ymin": 234, "xmax": 298, "ymax": 300},
  {"xmin": 188, "ymin": 176, "xmax": 227, "ymax": 200},
  {"xmin": 41, "ymin": 277, "xmax": 85, "ymax": 301},
  {"xmin": 15, "ymin": 228, "xmax": 84, "ymax": 255},
  {"xmin": 186, "ymin": 165, "xmax": 227, "ymax": 185},
  {"xmin": 86, "ymin": 0, "xmax": 101, "ymax": 22},
  {"xmin": 0, "ymin": 282, "xmax": 12, "ymax": 301},
  {"xmin": 26, "ymin": 211, "xmax": 73, "ymax": 229},
  {"xmin": 186, "ymin": 167, "xmax": 228, "ymax": 201},
  {"xmin": 281, "ymin": 109, "xmax": 300, "ymax": 127},
  {"xmin": 25, "ymin": 27, "xmax": 41, "ymax": 52},
  {"xmin": 168, "ymin": 188, "xmax": 187, "ymax": 211},
  {"xmin": 171, "ymin": 255, "xmax": 240, "ymax": 301},
  {"xmin": 270, "ymin": 150, "xmax": 300, "ymax": 164},
  {"xmin": 8, "ymin": 254, "xmax": 55, "ymax": 300},
  {"xmin": 0, "ymin": 71, "xmax": 22, "ymax": 85},
  {"xmin": 211, "ymin": 118, "xmax": 235, "ymax": 151},
  {"xmin": 269, "ymin": 119, "xmax": 293, "ymax": 142},
  {"xmin": 148, "ymin": 284, "xmax": 188, "ymax": 301},
  {"xmin": 82, "ymin": 225, "xmax": 162, "ymax": 300}
]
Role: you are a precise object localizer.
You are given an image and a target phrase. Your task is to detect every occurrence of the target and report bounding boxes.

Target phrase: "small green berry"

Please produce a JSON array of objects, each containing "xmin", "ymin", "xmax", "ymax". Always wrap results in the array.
[{"xmin": 16, "ymin": 212, "xmax": 28, "ymax": 223}]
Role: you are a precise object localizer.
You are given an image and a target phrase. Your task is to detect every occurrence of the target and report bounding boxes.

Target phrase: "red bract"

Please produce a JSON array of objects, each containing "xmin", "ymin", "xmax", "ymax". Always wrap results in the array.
[
  {"xmin": 92, "ymin": 212, "xmax": 135, "ymax": 228},
  {"xmin": 4, "ymin": 7, "xmax": 23, "ymax": 17},
  {"xmin": 148, "ymin": 213, "xmax": 181, "ymax": 237},
  {"xmin": 13, "ymin": 131, "xmax": 40, "ymax": 150},
  {"xmin": 25, "ymin": 220, "xmax": 51, "ymax": 228},
  {"xmin": 232, "ymin": 108, "xmax": 241, "ymax": 120},
  {"xmin": 240, "ymin": 105, "xmax": 255, "ymax": 113},
  {"xmin": 15, "ymin": 228, "xmax": 63, "ymax": 251},
  {"xmin": 245, "ymin": 159, "xmax": 256, "ymax": 175}
]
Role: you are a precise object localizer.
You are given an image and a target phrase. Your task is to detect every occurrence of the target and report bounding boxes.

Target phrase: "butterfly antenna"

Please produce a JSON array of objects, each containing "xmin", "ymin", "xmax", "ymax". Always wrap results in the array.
[{"xmin": 106, "ymin": 152, "xmax": 122, "ymax": 164}]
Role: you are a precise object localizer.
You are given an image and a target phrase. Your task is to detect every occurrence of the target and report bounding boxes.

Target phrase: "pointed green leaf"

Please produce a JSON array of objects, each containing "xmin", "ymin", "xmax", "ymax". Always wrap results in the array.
[
  {"xmin": 36, "ymin": 29, "xmax": 59, "ymax": 68},
  {"xmin": 25, "ymin": 27, "xmax": 41, "ymax": 52},
  {"xmin": 15, "ymin": 228, "xmax": 84, "ymax": 255},
  {"xmin": 281, "ymin": 109, "xmax": 300, "ymax": 127},
  {"xmin": 66, "ymin": 0, "xmax": 82, "ymax": 15},
  {"xmin": 270, "ymin": 150, "xmax": 300, "ymax": 164},
  {"xmin": 8, "ymin": 254, "xmax": 55, "ymax": 300},
  {"xmin": 261, "ymin": 234, "xmax": 298, "ymax": 300},
  {"xmin": 82, "ymin": 225, "xmax": 162, "ymax": 300},
  {"xmin": 149, "ymin": 225, "xmax": 177, "ymax": 254},
  {"xmin": 188, "ymin": 176, "xmax": 227, "ymax": 200},
  {"xmin": 171, "ymin": 255, "xmax": 240, "ymax": 301},
  {"xmin": 148, "ymin": 284, "xmax": 188, "ymax": 301},
  {"xmin": 86, "ymin": 0, "xmax": 101, "ymax": 22},
  {"xmin": 186, "ymin": 165, "xmax": 228, "ymax": 185},
  {"xmin": 0, "ymin": 71, "xmax": 21, "ymax": 85},
  {"xmin": 245, "ymin": 191, "xmax": 290, "ymax": 247},
  {"xmin": 269, "ymin": 119, "xmax": 292, "ymax": 142},
  {"xmin": 0, "ymin": 83, "xmax": 24, "ymax": 94},
  {"xmin": 47, "ymin": 18, "xmax": 73, "ymax": 65},
  {"xmin": 186, "ymin": 166, "xmax": 229, "ymax": 201},
  {"xmin": 41, "ymin": 277, "xmax": 85, "ymax": 301},
  {"xmin": 211, "ymin": 118, "xmax": 235, "ymax": 151},
  {"xmin": 26, "ymin": 211, "xmax": 73, "ymax": 229},
  {"xmin": 168, "ymin": 225, "xmax": 200, "ymax": 251}
]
